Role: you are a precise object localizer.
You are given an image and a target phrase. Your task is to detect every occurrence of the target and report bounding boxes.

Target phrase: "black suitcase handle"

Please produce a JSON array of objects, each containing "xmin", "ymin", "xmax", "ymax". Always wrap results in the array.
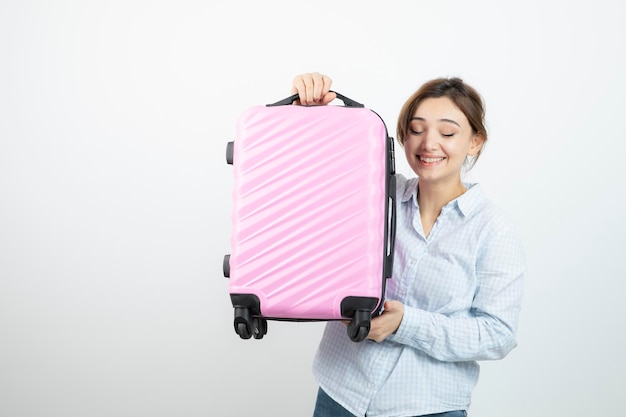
[
  {"xmin": 385, "ymin": 174, "xmax": 397, "ymax": 278},
  {"xmin": 267, "ymin": 91, "xmax": 364, "ymax": 108}
]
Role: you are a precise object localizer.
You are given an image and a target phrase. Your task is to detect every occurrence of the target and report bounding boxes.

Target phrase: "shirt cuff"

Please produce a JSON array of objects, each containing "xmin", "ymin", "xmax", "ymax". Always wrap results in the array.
[{"xmin": 387, "ymin": 305, "xmax": 430, "ymax": 347}]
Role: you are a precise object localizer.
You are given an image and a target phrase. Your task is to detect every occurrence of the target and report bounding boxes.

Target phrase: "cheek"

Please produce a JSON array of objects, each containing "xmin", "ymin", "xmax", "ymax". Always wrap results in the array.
[
  {"xmin": 443, "ymin": 140, "xmax": 472, "ymax": 157},
  {"xmin": 403, "ymin": 142, "xmax": 418, "ymax": 159},
  {"xmin": 403, "ymin": 136, "xmax": 420, "ymax": 151}
]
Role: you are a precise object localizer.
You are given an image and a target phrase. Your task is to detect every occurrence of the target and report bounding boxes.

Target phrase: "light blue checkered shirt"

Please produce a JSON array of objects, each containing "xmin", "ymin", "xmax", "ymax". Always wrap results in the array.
[{"xmin": 312, "ymin": 174, "xmax": 526, "ymax": 416}]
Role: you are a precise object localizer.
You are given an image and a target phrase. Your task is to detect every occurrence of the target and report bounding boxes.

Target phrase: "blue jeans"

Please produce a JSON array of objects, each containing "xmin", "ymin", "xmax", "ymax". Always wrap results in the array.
[{"xmin": 313, "ymin": 387, "xmax": 467, "ymax": 417}]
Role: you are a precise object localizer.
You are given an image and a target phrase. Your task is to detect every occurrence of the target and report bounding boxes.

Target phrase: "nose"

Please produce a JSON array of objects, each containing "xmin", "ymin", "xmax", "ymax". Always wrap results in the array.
[{"xmin": 421, "ymin": 129, "xmax": 438, "ymax": 150}]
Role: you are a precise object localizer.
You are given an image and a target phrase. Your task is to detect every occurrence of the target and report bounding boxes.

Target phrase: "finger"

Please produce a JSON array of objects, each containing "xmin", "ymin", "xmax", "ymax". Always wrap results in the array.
[
  {"xmin": 311, "ymin": 72, "xmax": 325, "ymax": 103},
  {"xmin": 291, "ymin": 75, "xmax": 306, "ymax": 105},
  {"xmin": 321, "ymin": 91, "xmax": 337, "ymax": 105},
  {"xmin": 321, "ymin": 74, "xmax": 333, "ymax": 94},
  {"xmin": 301, "ymin": 73, "xmax": 315, "ymax": 105},
  {"xmin": 290, "ymin": 76, "xmax": 299, "ymax": 95},
  {"xmin": 318, "ymin": 74, "xmax": 334, "ymax": 104}
]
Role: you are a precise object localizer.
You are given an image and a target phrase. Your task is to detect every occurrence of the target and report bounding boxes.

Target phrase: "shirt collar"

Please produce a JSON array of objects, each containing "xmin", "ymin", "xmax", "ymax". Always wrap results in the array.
[
  {"xmin": 400, "ymin": 177, "xmax": 419, "ymax": 203},
  {"xmin": 455, "ymin": 182, "xmax": 484, "ymax": 217}
]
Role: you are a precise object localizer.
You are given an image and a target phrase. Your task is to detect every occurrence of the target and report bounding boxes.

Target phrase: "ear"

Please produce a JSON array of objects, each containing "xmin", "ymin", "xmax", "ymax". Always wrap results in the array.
[{"xmin": 468, "ymin": 133, "xmax": 484, "ymax": 156}]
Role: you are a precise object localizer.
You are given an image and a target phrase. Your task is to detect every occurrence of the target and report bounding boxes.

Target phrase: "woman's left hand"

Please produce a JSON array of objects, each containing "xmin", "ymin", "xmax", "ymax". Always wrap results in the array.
[{"xmin": 367, "ymin": 300, "xmax": 404, "ymax": 342}]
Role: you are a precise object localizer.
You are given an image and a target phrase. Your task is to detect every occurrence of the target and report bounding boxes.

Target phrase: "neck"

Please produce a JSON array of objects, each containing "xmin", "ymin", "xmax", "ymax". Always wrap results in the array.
[{"xmin": 417, "ymin": 179, "xmax": 467, "ymax": 216}]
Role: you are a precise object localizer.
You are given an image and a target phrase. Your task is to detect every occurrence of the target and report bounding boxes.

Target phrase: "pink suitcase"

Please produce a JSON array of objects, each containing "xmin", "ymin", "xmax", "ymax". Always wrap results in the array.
[{"xmin": 223, "ymin": 92, "xmax": 396, "ymax": 342}]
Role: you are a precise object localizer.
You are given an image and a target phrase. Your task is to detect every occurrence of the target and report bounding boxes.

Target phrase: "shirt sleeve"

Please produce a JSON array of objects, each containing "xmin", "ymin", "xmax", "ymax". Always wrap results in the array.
[{"xmin": 388, "ymin": 221, "xmax": 527, "ymax": 362}]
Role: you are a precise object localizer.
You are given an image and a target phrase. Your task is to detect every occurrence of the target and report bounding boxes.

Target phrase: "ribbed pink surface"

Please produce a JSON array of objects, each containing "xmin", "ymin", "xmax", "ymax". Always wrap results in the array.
[{"xmin": 229, "ymin": 105, "xmax": 387, "ymax": 319}]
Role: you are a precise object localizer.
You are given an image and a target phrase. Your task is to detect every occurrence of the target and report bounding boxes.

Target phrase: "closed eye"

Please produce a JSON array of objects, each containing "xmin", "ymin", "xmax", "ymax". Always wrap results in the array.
[{"xmin": 410, "ymin": 129, "xmax": 424, "ymax": 135}]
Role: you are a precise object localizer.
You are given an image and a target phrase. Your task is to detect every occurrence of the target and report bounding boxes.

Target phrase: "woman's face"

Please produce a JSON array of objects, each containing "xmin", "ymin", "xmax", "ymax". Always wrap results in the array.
[{"xmin": 403, "ymin": 97, "xmax": 483, "ymax": 186}]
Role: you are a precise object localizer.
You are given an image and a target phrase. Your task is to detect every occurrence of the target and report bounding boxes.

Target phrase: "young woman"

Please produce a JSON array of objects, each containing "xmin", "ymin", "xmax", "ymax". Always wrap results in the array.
[{"xmin": 291, "ymin": 72, "xmax": 527, "ymax": 417}]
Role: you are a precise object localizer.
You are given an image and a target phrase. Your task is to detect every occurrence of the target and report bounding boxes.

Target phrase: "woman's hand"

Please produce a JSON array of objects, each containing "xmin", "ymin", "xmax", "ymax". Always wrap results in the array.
[
  {"xmin": 291, "ymin": 72, "xmax": 337, "ymax": 105},
  {"xmin": 367, "ymin": 300, "xmax": 404, "ymax": 342}
]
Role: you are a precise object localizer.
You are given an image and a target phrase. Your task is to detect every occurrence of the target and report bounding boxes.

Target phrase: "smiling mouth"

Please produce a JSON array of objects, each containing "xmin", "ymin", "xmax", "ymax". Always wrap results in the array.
[{"xmin": 419, "ymin": 156, "xmax": 445, "ymax": 164}]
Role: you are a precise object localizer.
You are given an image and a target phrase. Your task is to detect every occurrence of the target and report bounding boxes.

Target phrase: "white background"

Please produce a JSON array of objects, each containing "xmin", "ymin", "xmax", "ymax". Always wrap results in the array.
[{"xmin": 1, "ymin": 1, "xmax": 624, "ymax": 416}]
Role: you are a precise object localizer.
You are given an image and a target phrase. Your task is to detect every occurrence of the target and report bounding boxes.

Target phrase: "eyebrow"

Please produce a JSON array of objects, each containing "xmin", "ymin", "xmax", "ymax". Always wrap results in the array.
[{"xmin": 410, "ymin": 116, "xmax": 461, "ymax": 127}]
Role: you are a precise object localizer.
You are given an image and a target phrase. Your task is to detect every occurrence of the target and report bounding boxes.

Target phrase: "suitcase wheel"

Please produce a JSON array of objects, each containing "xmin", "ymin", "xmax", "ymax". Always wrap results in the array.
[
  {"xmin": 349, "ymin": 326, "xmax": 369, "ymax": 343},
  {"xmin": 347, "ymin": 310, "xmax": 371, "ymax": 343},
  {"xmin": 236, "ymin": 322, "xmax": 251, "ymax": 339},
  {"xmin": 223, "ymin": 254, "xmax": 230, "ymax": 278},
  {"xmin": 253, "ymin": 317, "xmax": 267, "ymax": 340},
  {"xmin": 234, "ymin": 308, "xmax": 268, "ymax": 340},
  {"xmin": 226, "ymin": 141, "xmax": 234, "ymax": 165},
  {"xmin": 234, "ymin": 307, "xmax": 252, "ymax": 339}
]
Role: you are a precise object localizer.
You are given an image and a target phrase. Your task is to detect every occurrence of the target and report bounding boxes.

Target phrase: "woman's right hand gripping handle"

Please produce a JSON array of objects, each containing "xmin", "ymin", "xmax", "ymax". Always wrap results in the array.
[{"xmin": 291, "ymin": 72, "xmax": 337, "ymax": 106}]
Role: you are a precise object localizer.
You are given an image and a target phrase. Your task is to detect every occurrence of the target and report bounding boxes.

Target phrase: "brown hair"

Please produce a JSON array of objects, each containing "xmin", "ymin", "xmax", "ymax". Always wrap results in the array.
[{"xmin": 396, "ymin": 77, "xmax": 487, "ymax": 169}]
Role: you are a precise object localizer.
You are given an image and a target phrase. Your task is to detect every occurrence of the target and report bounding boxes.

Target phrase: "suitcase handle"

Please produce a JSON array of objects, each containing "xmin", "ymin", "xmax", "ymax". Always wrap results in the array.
[
  {"xmin": 267, "ymin": 91, "xmax": 365, "ymax": 108},
  {"xmin": 385, "ymin": 174, "xmax": 397, "ymax": 278}
]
